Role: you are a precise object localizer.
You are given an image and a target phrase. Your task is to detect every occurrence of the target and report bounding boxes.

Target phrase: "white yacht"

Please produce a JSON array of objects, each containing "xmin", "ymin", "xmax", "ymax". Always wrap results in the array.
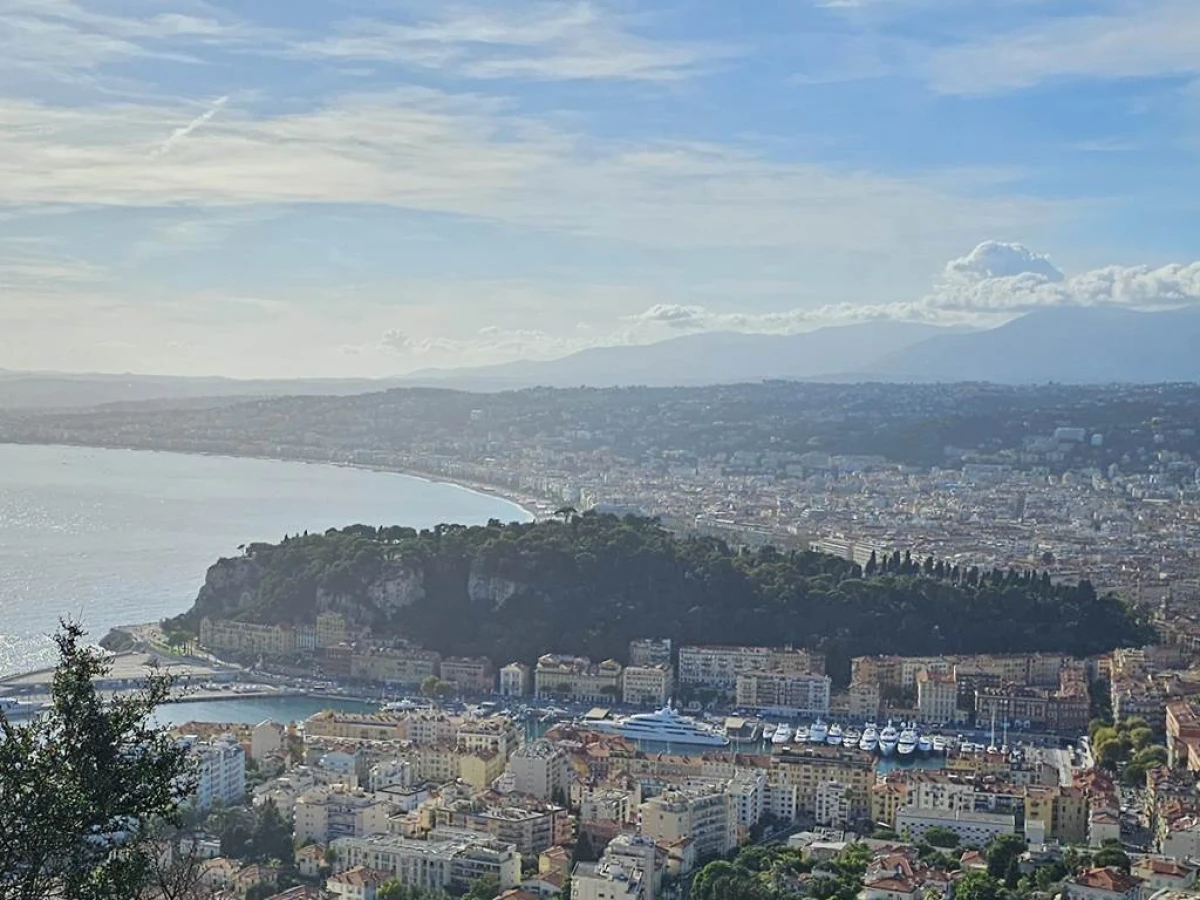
[
  {"xmin": 859, "ymin": 723, "xmax": 879, "ymax": 753},
  {"xmin": 878, "ymin": 720, "xmax": 899, "ymax": 756},
  {"xmin": 918, "ymin": 736, "xmax": 933, "ymax": 755},
  {"xmin": 809, "ymin": 719, "xmax": 829, "ymax": 744},
  {"xmin": 762, "ymin": 723, "xmax": 777, "ymax": 740},
  {"xmin": 772, "ymin": 724, "xmax": 793, "ymax": 745},
  {"xmin": 931, "ymin": 736, "xmax": 947, "ymax": 754},
  {"xmin": 591, "ymin": 706, "xmax": 729, "ymax": 747},
  {"xmin": 826, "ymin": 724, "xmax": 844, "ymax": 746},
  {"xmin": 843, "ymin": 728, "xmax": 861, "ymax": 749},
  {"xmin": 897, "ymin": 723, "xmax": 919, "ymax": 757},
  {"xmin": 795, "ymin": 726, "xmax": 810, "ymax": 744}
]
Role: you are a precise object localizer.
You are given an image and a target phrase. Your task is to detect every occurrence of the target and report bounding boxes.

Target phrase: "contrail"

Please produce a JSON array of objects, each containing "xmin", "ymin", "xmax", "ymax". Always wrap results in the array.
[{"xmin": 151, "ymin": 96, "xmax": 228, "ymax": 157}]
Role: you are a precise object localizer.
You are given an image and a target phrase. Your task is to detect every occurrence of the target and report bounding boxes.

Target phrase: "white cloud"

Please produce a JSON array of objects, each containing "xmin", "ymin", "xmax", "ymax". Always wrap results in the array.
[
  {"xmin": 926, "ymin": 1, "xmax": 1200, "ymax": 95},
  {"xmin": 0, "ymin": 92, "xmax": 1055, "ymax": 256},
  {"xmin": 292, "ymin": 2, "xmax": 738, "ymax": 83},
  {"xmin": 627, "ymin": 241, "xmax": 1200, "ymax": 333},
  {"xmin": 943, "ymin": 240, "xmax": 1063, "ymax": 283}
]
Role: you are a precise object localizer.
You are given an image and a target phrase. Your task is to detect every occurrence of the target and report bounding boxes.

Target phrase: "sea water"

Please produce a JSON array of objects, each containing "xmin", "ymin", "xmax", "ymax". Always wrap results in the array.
[{"xmin": 0, "ymin": 443, "xmax": 530, "ymax": 676}]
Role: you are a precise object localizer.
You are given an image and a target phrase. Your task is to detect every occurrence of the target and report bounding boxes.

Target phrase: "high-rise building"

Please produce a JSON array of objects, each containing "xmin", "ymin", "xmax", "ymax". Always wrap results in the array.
[{"xmin": 184, "ymin": 734, "xmax": 246, "ymax": 812}]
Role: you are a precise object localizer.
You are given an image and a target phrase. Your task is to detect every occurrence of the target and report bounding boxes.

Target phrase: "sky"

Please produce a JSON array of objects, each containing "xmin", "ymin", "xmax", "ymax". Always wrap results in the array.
[{"xmin": 3, "ymin": 0, "xmax": 1200, "ymax": 377}]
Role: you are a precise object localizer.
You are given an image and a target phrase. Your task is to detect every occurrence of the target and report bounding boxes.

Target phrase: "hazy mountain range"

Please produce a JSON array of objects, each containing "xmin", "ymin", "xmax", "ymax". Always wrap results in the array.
[{"xmin": 1, "ymin": 306, "xmax": 1197, "ymax": 408}]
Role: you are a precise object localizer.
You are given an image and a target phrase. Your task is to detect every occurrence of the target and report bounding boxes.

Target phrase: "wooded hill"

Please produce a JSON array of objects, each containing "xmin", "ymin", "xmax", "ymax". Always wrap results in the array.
[{"xmin": 173, "ymin": 514, "xmax": 1153, "ymax": 683}]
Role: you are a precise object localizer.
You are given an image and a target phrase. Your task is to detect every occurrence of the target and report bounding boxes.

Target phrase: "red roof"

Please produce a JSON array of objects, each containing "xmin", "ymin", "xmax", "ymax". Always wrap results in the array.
[{"xmin": 1073, "ymin": 867, "xmax": 1143, "ymax": 893}]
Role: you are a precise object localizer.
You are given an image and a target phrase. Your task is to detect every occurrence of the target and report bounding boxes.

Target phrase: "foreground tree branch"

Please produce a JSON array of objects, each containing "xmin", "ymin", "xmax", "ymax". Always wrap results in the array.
[{"xmin": 0, "ymin": 620, "xmax": 198, "ymax": 900}]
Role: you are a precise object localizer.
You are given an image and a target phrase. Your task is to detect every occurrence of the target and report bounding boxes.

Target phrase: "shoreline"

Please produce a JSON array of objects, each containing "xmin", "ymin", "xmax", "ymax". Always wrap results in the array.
[{"xmin": 0, "ymin": 439, "xmax": 546, "ymax": 523}]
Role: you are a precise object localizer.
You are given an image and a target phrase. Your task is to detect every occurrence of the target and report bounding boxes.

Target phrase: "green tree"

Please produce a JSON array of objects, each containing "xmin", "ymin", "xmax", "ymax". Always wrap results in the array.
[
  {"xmin": 986, "ymin": 834, "xmax": 1026, "ymax": 881},
  {"xmin": 924, "ymin": 826, "xmax": 960, "ymax": 849},
  {"xmin": 955, "ymin": 871, "xmax": 1003, "ymax": 900},
  {"xmin": 466, "ymin": 875, "xmax": 500, "ymax": 900},
  {"xmin": 0, "ymin": 621, "xmax": 194, "ymax": 900},
  {"xmin": 1093, "ymin": 846, "xmax": 1131, "ymax": 874},
  {"xmin": 377, "ymin": 881, "xmax": 404, "ymax": 900},
  {"xmin": 251, "ymin": 800, "xmax": 293, "ymax": 862}
]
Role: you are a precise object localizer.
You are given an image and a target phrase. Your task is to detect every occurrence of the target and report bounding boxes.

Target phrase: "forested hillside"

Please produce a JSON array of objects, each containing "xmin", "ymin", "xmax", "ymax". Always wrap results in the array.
[{"xmin": 174, "ymin": 514, "xmax": 1153, "ymax": 682}]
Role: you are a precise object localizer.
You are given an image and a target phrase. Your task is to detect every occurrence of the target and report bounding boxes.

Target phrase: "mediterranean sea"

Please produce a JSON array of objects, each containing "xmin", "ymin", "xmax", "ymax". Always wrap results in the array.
[{"xmin": 0, "ymin": 443, "xmax": 531, "ymax": 676}]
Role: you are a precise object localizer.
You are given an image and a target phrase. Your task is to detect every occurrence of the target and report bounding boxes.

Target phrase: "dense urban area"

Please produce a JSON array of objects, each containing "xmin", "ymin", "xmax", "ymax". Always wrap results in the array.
[{"xmin": 6, "ymin": 381, "xmax": 1200, "ymax": 900}]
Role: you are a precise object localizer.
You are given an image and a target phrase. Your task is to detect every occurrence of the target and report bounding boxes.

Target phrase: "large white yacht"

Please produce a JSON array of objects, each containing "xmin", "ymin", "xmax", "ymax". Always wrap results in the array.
[
  {"xmin": 772, "ymin": 723, "xmax": 793, "ymax": 745},
  {"xmin": 809, "ymin": 719, "xmax": 829, "ymax": 744},
  {"xmin": 826, "ymin": 724, "xmax": 844, "ymax": 746},
  {"xmin": 842, "ymin": 728, "xmax": 861, "ymax": 749},
  {"xmin": 878, "ymin": 720, "xmax": 899, "ymax": 756},
  {"xmin": 897, "ymin": 723, "xmax": 919, "ymax": 757},
  {"xmin": 859, "ymin": 723, "xmax": 879, "ymax": 753},
  {"xmin": 592, "ymin": 706, "xmax": 729, "ymax": 747}
]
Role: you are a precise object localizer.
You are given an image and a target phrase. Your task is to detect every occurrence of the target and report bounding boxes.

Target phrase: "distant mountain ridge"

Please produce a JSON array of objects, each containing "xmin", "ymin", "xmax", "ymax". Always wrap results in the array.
[
  {"xmin": 403, "ymin": 321, "xmax": 951, "ymax": 389},
  {"xmin": 2, "ymin": 306, "xmax": 1199, "ymax": 408},
  {"xmin": 871, "ymin": 306, "xmax": 1200, "ymax": 383}
]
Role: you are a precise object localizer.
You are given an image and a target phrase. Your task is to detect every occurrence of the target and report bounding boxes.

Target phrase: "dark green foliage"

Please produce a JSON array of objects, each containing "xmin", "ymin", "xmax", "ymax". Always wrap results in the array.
[
  {"xmin": 956, "ymin": 871, "xmax": 1003, "ymax": 900},
  {"xmin": 377, "ymin": 880, "xmax": 449, "ymax": 900},
  {"xmin": 924, "ymin": 826, "xmax": 960, "ymax": 849},
  {"xmin": 986, "ymin": 835, "xmax": 1027, "ymax": 882},
  {"xmin": 214, "ymin": 803, "xmax": 293, "ymax": 863},
  {"xmin": 692, "ymin": 844, "xmax": 815, "ymax": 900},
  {"xmin": 1093, "ymin": 844, "xmax": 1131, "ymax": 874},
  {"xmin": 175, "ymin": 515, "xmax": 1153, "ymax": 680},
  {"xmin": 0, "ymin": 621, "xmax": 194, "ymax": 900},
  {"xmin": 252, "ymin": 801, "xmax": 293, "ymax": 863}
]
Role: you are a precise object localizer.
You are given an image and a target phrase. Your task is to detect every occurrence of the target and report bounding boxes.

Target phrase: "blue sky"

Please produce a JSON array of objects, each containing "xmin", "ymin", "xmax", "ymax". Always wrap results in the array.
[{"xmin": 2, "ymin": 0, "xmax": 1199, "ymax": 376}]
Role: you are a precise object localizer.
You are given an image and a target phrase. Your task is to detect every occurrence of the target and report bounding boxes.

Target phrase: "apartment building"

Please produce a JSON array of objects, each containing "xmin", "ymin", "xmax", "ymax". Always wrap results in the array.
[
  {"xmin": 1024, "ymin": 785, "xmax": 1088, "ymax": 845},
  {"xmin": 315, "ymin": 612, "xmax": 349, "ymax": 648},
  {"xmin": 331, "ymin": 829, "xmax": 521, "ymax": 892},
  {"xmin": 457, "ymin": 717, "xmax": 521, "ymax": 757},
  {"xmin": 305, "ymin": 711, "xmax": 407, "ymax": 742},
  {"xmin": 895, "ymin": 807, "xmax": 1016, "ymax": 845},
  {"xmin": 509, "ymin": 740, "xmax": 572, "ymax": 801},
  {"xmin": 404, "ymin": 713, "xmax": 457, "ymax": 747},
  {"xmin": 1167, "ymin": 699, "xmax": 1200, "ymax": 769},
  {"xmin": 846, "ymin": 681, "xmax": 882, "ymax": 720},
  {"xmin": 602, "ymin": 833, "xmax": 666, "ymax": 900},
  {"xmin": 185, "ymin": 734, "xmax": 247, "ymax": 812},
  {"xmin": 770, "ymin": 747, "xmax": 874, "ymax": 823},
  {"xmin": 572, "ymin": 860, "xmax": 644, "ymax": 900},
  {"xmin": 735, "ymin": 671, "xmax": 831, "ymax": 716},
  {"xmin": 425, "ymin": 796, "xmax": 570, "ymax": 856},
  {"xmin": 350, "ymin": 646, "xmax": 441, "ymax": 686},
  {"xmin": 623, "ymin": 665, "xmax": 674, "ymax": 707},
  {"xmin": 294, "ymin": 786, "xmax": 393, "ymax": 844},
  {"xmin": 975, "ymin": 681, "xmax": 1090, "ymax": 735},
  {"xmin": 199, "ymin": 617, "xmax": 311, "ymax": 658},
  {"xmin": 639, "ymin": 786, "xmax": 736, "ymax": 858},
  {"xmin": 441, "ymin": 657, "xmax": 495, "ymax": 694},
  {"xmin": 499, "ymin": 663, "xmax": 532, "ymax": 698},
  {"xmin": 579, "ymin": 788, "xmax": 638, "ymax": 842},
  {"xmin": 916, "ymin": 670, "xmax": 959, "ymax": 724},
  {"xmin": 851, "ymin": 653, "xmax": 1071, "ymax": 694},
  {"xmin": 629, "ymin": 639, "xmax": 673, "ymax": 669},
  {"xmin": 815, "ymin": 781, "xmax": 851, "ymax": 829},
  {"xmin": 728, "ymin": 769, "xmax": 768, "ymax": 830},
  {"xmin": 250, "ymin": 719, "xmax": 286, "ymax": 762},
  {"xmin": 534, "ymin": 655, "xmax": 623, "ymax": 702},
  {"xmin": 678, "ymin": 645, "xmax": 824, "ymax": 691}
]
